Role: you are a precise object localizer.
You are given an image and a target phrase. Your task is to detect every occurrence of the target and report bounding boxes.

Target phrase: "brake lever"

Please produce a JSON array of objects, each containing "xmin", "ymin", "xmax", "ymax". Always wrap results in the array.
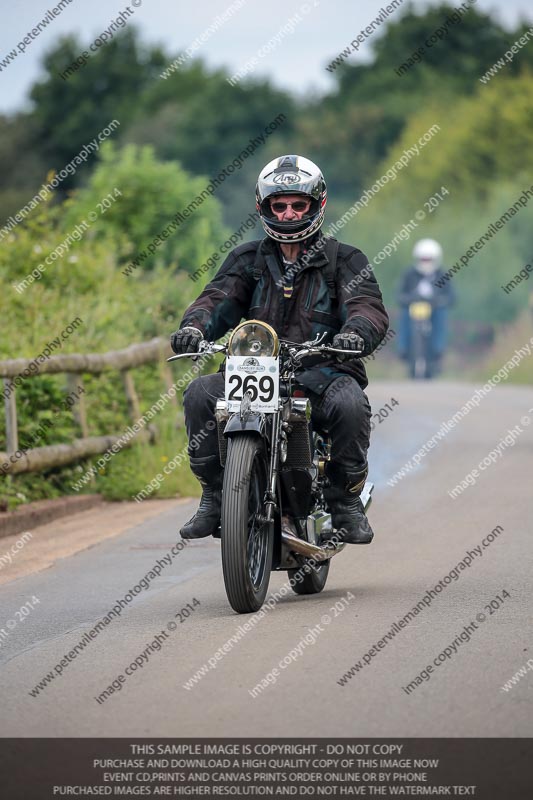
[
  {"xmin": 166, "ymin": 343, "xmax": 227, "ymax": 362},
  {"xmin": 291, "ymin": 345, "xmax": 363, "ymax": 362},
  {"xmin": 321, "ymin": 346, "xmax": 364, "ymax": 357}
]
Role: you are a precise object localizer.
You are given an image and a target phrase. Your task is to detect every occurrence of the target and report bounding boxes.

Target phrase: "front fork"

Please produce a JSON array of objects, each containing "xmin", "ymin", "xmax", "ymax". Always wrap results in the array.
[{"xmin": 264, "ymin": 410, "xmax": 281, "ymax": 524}]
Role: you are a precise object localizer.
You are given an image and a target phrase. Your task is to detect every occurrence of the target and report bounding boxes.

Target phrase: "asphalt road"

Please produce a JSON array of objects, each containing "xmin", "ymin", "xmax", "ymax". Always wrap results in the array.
[{"xmin": 1, "ymin": 380, "xmax": 532, "ymax": 737}]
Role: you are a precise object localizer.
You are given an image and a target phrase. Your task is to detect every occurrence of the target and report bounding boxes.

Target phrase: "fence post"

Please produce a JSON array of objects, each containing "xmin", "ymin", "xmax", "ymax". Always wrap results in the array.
[
  {"xmin": 0, "ymin": 338, "xmax": 167, "ymax": 475},
  {"xmin": 3, "ymin": 380, "xmax": 18, "ymax": 454},
  {"xmin": 160, "ymin": 362, "xmax": 178, "ymax": 408},
  {"xmin": 121, "ymin": 369, "xmax": 141, "ymax": 423},
  {"xmin": 66, "ymin": 374, "xmax": 89, "ymax": 438}
]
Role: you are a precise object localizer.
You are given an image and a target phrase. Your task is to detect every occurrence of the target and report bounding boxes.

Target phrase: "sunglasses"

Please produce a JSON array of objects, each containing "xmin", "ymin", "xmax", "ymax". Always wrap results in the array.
[{"xmin": 270, "ymin": 200, "xmax": 311, "ymax": 213}]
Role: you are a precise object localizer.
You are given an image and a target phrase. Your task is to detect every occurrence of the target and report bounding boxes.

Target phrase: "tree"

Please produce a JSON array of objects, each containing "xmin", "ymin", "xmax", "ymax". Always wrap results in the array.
[
  {"xmin": 333, "ymin": 3, "xmax": 512, "ymax": 104},
  {"xmin": 340, "ymin": 72, "xmax": 533, "ymax": 326},
  {"xmin": 0, "ymin": 113, "xmax": 48, "ymax": 222},
  {"xmin": 64, "ymin": 142, "xmax": 228, "ymax": 276},
  {"xmin": 130, "ymin": 68, "xmax": 296, "ymax": 230},
  {"xmin": 29, "ymin": 29, "xmax": 166, "ymax": 173},
  {"xmin": 314, "ymin": 2, "xmax": 516, "ymax": 203}
]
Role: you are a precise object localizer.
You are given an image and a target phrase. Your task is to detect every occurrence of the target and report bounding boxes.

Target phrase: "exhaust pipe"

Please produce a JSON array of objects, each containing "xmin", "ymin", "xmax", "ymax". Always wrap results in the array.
[
  {"xmin": 280, "ymin": 481, "xmax": 374, "ymax": 562},
  {"xmin": 281, "ymin": 530, "xmax": 346, "ymax": 562}
]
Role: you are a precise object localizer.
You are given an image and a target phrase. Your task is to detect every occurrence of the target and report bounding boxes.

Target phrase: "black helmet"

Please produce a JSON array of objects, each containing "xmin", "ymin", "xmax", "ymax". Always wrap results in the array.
[{"xmin": 256, "ymin": 154, "xmax": 327, "ymax": 243}]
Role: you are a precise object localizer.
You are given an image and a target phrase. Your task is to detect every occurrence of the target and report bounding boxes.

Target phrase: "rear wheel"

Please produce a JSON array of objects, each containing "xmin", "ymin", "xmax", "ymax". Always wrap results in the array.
[
  {"xmin": 288, "ymin": 558, "xmax": 330, "ymax": 595},
  {"xmin": 221, "ymin": 436, "xmax": 273, "ymax": 613}
]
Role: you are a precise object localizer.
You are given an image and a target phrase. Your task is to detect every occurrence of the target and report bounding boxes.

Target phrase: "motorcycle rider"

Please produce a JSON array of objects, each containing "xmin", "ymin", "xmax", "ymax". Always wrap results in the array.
[
  {"xmin": 397, "ymin": 238, "xmax": 454, "ymax": 373},
  {"xmin": 170, "ymin": 155, "xmax": 389, "ymax": 544}
]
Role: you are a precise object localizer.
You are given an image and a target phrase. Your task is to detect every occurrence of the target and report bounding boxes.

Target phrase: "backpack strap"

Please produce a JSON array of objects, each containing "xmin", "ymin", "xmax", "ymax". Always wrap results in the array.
[
  {"xmin": 252, "ymin": 236, "xmax": 340, "ymax": 296},
  {"xmin": 323, "ymin": 237, "xmax": 340, "ymax": 300},
  {"xmin": 252, "ymin": 241, "xmax": 268, "ymax": 281}
]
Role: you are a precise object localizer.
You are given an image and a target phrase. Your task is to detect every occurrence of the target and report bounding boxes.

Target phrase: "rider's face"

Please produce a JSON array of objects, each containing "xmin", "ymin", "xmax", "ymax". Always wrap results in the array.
[
  {"xmin": 269, "ymin": 194, "xmax": 311, "ymax": 222},
  {"xmin": 416, "ymin": 257, "xmax": 437, "ymax": 275}
]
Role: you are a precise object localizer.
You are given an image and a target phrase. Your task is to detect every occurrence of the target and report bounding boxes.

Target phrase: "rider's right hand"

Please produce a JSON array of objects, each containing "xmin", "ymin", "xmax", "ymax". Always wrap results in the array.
[{"xmin": 170, "ymin": 326, "xmax": 204, "ymax": 355}]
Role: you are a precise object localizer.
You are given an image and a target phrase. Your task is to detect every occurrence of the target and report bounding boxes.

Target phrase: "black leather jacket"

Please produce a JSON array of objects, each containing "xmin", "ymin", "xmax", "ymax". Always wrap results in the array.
[{"xmin": 181, "ymin": 233, "xmax": 389, "ymax": 392}]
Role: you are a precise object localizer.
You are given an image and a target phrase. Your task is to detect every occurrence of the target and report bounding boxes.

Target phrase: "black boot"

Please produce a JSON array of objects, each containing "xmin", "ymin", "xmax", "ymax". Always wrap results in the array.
[
  {"xmin": 323, "ymin": 463, "xmax": 374, "ymax": 545},
  {"xmin": 180, "ymin": 455, "xmax": 223, "ymax": 540}
]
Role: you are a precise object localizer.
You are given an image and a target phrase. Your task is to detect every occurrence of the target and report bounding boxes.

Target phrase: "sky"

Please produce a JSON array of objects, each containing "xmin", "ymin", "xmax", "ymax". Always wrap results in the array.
[{"xmin": 1, "ymin": 0, "xmax": 532, "ymax": 114}]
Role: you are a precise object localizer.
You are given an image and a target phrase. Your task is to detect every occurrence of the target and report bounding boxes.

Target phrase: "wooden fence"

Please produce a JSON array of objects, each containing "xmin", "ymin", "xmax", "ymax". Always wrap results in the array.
[{"xmin": 0, "ymin": 337, "xmax": 176, "ymax": 475}]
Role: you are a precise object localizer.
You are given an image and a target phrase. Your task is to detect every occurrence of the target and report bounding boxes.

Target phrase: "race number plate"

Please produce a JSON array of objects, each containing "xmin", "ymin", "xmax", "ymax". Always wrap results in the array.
[{"xmin": 225, "ymin": 356, "xmax": 279, "ymax": 412}]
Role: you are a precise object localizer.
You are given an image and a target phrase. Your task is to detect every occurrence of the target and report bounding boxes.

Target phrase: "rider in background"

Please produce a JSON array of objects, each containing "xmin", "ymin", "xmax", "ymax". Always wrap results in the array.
[{"xmin": 397, "ymin": 238, "xmax": 455, "ymax": 374}]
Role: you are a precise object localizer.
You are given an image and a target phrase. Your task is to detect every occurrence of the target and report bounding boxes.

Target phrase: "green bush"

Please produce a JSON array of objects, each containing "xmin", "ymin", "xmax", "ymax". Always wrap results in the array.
[{"xmin": 0, "ymin": 147, "xmax": 226, "ymax": 506}]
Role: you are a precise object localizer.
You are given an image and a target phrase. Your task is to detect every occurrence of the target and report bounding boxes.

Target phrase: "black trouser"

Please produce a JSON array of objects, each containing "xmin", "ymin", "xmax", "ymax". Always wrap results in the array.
[{"xmin": 182, "ymin": 372, "xmax": 371, "ymax": 484}]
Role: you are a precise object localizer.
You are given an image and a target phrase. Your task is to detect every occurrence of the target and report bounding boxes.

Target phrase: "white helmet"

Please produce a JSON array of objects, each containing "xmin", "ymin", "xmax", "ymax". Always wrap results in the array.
[{"xmin": 413, "ymin": 238, "xmax": 442, "ymax": 274}]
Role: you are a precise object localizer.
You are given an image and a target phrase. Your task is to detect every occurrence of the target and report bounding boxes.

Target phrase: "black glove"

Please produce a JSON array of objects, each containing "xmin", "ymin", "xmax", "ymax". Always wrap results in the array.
[
  {"xmin": 170, "ymin": 326, "xmax": 204, "ymax": 355},
  {"xmin": 332, "ymin": 332, "xmax": 364, "ymax": 354}
]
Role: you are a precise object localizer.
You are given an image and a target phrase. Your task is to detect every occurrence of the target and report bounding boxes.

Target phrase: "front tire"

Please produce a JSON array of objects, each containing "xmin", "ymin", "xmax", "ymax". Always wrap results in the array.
[
  {"xmin": 410, "ymin": 324, "xmax": 430, "ymax": 379},
  {"xmin": 221, "ymin": 436, "xmax": 273, "ymax": 613}
]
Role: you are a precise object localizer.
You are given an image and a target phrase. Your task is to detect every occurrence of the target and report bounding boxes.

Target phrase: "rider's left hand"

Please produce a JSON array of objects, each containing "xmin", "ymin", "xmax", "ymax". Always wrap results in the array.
[{"xmin": 333, "ymin": 332, "xmax": 364, "ymax": 353}]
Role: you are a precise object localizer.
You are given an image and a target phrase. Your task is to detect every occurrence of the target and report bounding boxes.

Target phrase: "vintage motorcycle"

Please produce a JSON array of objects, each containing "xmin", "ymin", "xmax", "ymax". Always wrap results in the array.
[
  {"xmin": 407, "ymin": 298, "xmax": 434, "ymax": 379},
  {"xmin": 168, "ymin": 320, "xmax": 373, "ymax": 614}
]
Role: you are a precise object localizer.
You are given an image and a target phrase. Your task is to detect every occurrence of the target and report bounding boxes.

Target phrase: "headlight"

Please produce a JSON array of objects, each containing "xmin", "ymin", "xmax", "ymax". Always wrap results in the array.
[
  {"xmin": 228, "ymin": 320, "xmax": 279, "ymax": 357},
  {"xmin": 409, "ymin": 301, "xmax": 432, "ymax": 321}
]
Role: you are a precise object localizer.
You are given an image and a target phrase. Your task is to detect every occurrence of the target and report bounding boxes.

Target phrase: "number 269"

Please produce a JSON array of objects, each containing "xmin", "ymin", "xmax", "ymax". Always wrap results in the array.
[{"xmin": 228, "ymin": 375, "xmax": 274, "ymax": 402}]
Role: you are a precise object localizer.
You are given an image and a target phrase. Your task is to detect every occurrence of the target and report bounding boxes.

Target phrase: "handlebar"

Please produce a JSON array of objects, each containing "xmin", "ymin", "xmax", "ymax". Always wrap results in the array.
[{"xmin": 166, "ymin": 340, "xmax": 363, "ymax": 363}]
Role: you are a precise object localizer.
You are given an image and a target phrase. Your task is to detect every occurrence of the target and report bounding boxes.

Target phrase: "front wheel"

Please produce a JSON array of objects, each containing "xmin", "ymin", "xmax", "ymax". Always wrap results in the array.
[
  {"xmin": 409, "ymin": 323, "xmax": 431, "ymax": 379},
  {"xmin": 221, "ymin": 436, "xmax": 273, "ymax": 613}
]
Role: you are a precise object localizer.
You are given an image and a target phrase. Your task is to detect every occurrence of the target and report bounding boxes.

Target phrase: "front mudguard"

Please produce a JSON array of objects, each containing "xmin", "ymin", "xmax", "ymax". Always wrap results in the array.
[
  {"xmin": 215, "ymin": 401, "xmax": 268, "ymax": 465},
  {"xmin": 223, "ymin": 411, "xmax": 267, "ymax": 439}
]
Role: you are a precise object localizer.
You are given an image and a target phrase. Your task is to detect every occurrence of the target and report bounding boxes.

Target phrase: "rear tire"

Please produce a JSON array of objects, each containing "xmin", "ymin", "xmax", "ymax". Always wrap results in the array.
[
  {"xmin": 221, "ymin": 436, "xmax": 273, "ymax": 613},
  {"xmin": 288, "ymin": 559, "xmax": 330, "ymax": 595}
]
